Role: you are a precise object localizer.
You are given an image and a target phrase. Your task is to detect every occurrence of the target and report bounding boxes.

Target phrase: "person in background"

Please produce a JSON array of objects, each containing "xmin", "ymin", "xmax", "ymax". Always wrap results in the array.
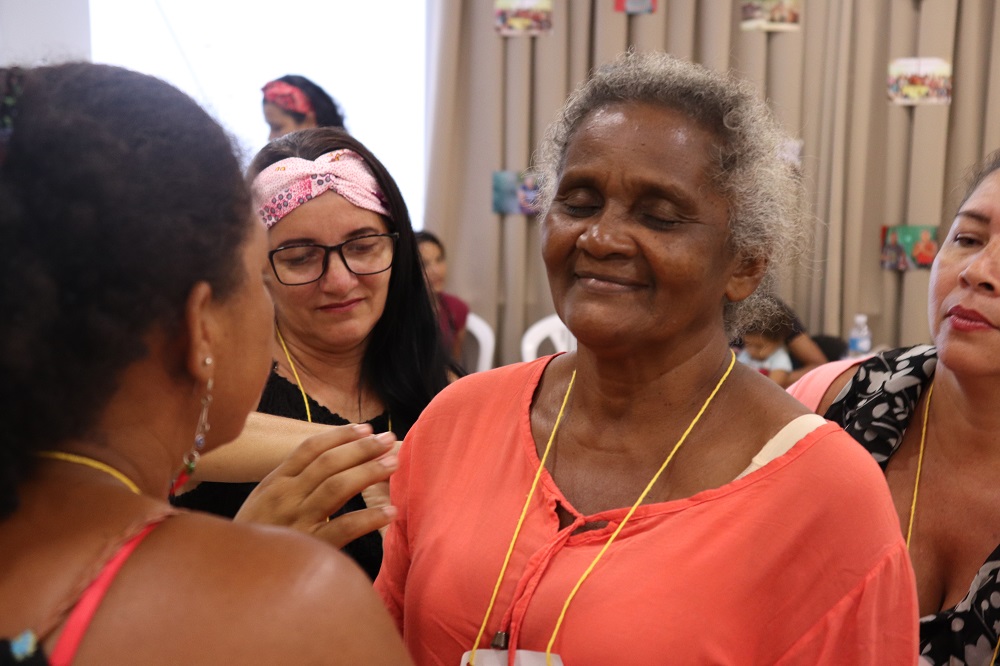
[
  {"xmin": 882, "ymin": 229, "xmax": 913, "ymax": 271},
  {"xmin": 262, "ymin": 74, "xmax": 345, "ymax": 141},
  {"xmin": 0, "ymin": 62, "xmax": 410, "ymax": 665},
  {"xmin": 769, "ymin": 297, "xmax": 830, "ymax": 385},
  {"xmin": 732, "ymin": 295, "xmax": 829, "ymax": 387},
  {"xmin": 174, "ymin": 128, "xmax": 457, "ymax": 581},
  {"xmin": 416, "ymin": 230, "xmax": 469, "ymax": 360},
  {"xmin": 912, "ymin": 228, "xmax": 940, "ymax": 268},
  {"xmin": 789, "ymin": 148, "xmax": 1000, "ymax": 664},
  {"xmin": 736, "ymin": 324, "xmax": 793, "ymax": 386},
  {"xmin": 375, "ymin": 51, "xmax": 917, "ymax": 664}
]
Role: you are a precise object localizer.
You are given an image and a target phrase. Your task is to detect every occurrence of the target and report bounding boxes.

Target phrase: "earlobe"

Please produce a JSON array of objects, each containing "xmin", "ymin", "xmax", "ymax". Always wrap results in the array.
[
  {"xmin": 184, "ymin": 281, "xmax": 217, "ymax": 383},
  {"xmin": 725, "ymin": 256, "xmax": 767, "ymax": 303}
]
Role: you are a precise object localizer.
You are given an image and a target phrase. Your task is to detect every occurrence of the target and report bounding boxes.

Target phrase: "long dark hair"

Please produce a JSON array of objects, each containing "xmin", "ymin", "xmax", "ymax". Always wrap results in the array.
[
  {"xmin": 271, "ymin": 75, "xmax": 345, "ymax": 128},
  {"xmin": 249, "ymin": 128, "xmax": 458, "ymax": 436},
  {"xmin": 0, "ymin": 63, "xmax": 252, "ymax": 518}
]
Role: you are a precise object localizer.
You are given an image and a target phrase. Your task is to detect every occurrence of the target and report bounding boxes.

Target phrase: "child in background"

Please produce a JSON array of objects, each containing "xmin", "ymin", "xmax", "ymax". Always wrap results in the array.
[
  {"xmin": 735, "ymin": 295, "xmax": 830, "ymax": 387},
  {"xmin": 737, "ymin": 326, "xmax": 793, "ymax": 386}
]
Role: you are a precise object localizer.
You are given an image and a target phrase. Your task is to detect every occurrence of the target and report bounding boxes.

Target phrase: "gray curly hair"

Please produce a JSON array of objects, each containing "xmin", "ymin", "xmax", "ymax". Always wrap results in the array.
[{"xmin": 534, "ymin": 51, "xmax": 807, "ymax": 336}]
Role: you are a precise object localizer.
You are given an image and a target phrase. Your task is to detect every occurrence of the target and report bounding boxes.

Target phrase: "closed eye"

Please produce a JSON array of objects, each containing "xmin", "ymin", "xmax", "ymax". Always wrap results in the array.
[
  {"xmin": 562, "ymin": 203, "xmax": 600, "ymax": 217},
  {"xmin": 553, "ymin": 186, "xmax": 602, "ymax": 218},
  {"xmin": 641, "ymin": 214, "xmax": 681, "ymax": 230}
]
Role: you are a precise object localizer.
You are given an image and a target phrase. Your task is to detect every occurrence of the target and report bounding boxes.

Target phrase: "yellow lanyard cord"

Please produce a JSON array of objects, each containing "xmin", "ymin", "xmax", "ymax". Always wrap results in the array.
[
  {"xmin": 274, "ymin": 324, "xmax": 391, "ymax": 432},
  {"xmin": 468, "ymin": 369, "xmax": 577, "ymax": 666},
  {"xmin": 905, "ymin": 380, "xmax": 999, "ymax": 663},
  {"xmin": 38, "ymin": 451, "xmax": 141, "ymax": 495},
  {"xmin": 543, "ymin": 350, "xmax": 736, "ymax": 662},
  {"xmin": 276, "ymin": 324, "xmax": 313, "ymax": 424},
  {"xmin": 905, "ymin": 381, "xmax": 933, "ymax": 549},
  {"xmin": 469, "ymin": 351, "xmax": 736, "ymax": 665},
  {"xmin": 905, "ymin": 383, "xmax": 1000, "ymax": 662}
]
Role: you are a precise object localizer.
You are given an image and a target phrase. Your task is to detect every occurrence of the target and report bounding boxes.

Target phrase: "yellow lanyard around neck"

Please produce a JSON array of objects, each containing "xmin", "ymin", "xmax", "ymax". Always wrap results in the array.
[
  {"xmin": 469, "ymin": 351, "xmax": 737, "ymax": 665},
  {"xmin": 276, "ymin": 324, "xmax": 313, "ymax": 424},
  {"xmin": 38, "ymin": 450, "xmax": 142, "ymax": 495},
  {"xmin": 905, "ymin": 380, "xmax": 933, "ymax": 549},
  {"xmin": 275, "ymin": 324, "xmax": 391, "ymax": 432}
]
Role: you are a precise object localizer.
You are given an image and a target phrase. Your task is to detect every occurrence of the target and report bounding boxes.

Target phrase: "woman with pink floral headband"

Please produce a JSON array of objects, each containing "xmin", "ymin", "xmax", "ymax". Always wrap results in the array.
[
  {"xmin": 262, "ymin": 75, "xmax": 345, "ymax": 140},
  {"xmin": 174, "ymin": 128, "xmax": 457, "ymax": 580}
]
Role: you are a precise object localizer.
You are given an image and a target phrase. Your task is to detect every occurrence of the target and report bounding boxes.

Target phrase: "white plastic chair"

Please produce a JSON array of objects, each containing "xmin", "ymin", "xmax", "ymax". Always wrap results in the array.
[
  {"xmin": 463, "ymin": 312, "xmax": 495, "ymax": 373},
  {"xmin": 521, "ymin": 314, "xmax": 576, "ymax": 362}
]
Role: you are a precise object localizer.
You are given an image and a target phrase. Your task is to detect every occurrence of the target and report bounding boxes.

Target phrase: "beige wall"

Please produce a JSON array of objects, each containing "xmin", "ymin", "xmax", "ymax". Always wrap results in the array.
[{"xmin": 427, "ymin": 0, "xmax": 998, "ymax": 365}]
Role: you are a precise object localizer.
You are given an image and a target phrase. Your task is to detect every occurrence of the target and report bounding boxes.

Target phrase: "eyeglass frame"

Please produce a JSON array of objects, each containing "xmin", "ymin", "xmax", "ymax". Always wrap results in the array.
[{"xmin": 267, "ymin": 232, "xmax": 400, "ymax": 286}]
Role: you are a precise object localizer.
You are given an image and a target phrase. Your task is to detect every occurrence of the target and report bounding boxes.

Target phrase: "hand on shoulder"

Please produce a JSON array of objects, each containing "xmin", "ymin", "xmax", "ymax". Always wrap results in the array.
[{"xmin": 234, "ymin": 424, "xmax": 400, "ymax": 548}]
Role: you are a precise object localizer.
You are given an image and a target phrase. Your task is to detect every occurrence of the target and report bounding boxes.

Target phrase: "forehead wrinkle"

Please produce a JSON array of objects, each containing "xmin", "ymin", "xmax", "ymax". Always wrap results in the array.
[
  {"xmin": 561, "ymin": 108, "xmax": 715, "ymax": 215},
  {"xmin": 582, "ymin": 103, "xmax": 707, "ymax": 150}
]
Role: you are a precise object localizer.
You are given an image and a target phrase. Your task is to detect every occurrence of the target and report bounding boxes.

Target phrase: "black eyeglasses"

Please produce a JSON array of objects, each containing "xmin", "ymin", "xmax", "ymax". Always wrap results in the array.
[{"xmin": 268, "ymin": 233, "xmax": 399, "ymax": 286}]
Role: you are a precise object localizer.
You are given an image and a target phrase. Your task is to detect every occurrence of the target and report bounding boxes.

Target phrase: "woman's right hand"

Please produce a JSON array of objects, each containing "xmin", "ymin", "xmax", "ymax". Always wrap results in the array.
[{"xmin": 234, "ymin": 424, "xmax": 399, "ymax": 548}]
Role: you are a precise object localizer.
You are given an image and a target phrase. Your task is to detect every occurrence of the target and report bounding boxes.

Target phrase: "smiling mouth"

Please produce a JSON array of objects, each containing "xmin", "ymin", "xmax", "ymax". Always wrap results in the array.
[
  {"xmin": 319, "ymin": 298, "xmax": 364, "ymax": 311},
  {"xmin": 574, "ymin": 272, "xmax": 645, "ymax": 292}
]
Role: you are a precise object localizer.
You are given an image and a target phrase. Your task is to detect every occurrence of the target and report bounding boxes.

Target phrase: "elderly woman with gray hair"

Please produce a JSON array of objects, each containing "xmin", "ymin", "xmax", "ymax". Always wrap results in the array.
[{"xmin": 374, "ymin": 52, "xmax": 918, "ymax": 664}]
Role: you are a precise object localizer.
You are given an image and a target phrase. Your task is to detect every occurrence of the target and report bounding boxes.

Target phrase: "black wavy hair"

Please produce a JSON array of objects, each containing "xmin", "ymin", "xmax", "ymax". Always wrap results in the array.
[
  {"xmin": 269, "ymin": 75, "xmax": 346, "ymax": 129},
  {"xmin": 249, "ymin": 128, "xmax": 458, "ymax": 437},
  {"xmin": 0, "ymin": 63, "xmax": 252, "ymax": 518}
]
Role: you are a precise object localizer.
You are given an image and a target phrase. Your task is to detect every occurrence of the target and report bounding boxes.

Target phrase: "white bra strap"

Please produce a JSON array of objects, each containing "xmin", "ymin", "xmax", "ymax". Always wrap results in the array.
[{"xmin": 735, "ymin": 414, "xmax": 828, "ymax": 480}]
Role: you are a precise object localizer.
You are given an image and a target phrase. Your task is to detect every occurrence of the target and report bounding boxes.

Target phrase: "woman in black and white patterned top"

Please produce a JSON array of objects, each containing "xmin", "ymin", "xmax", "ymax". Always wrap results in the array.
[{"xmin": 790, "ymin": 149, "xmax": 1000, "ymax": 665}]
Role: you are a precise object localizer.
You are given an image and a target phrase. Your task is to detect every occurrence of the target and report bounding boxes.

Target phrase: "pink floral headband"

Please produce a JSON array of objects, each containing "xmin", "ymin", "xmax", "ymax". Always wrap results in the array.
[
  {"xmin": 262, "ymin": 80, "xmax": 313, "ymax": 116},
  {"xmin": 252, "ymin": 149, "xmax": 392, "ymax": 228}
]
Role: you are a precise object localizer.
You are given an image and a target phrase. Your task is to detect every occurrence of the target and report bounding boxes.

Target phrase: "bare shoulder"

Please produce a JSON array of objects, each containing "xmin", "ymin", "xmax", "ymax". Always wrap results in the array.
[
  {"xmin": 731, "ymin": 365, "xmax": 812, "ymax": 425},
  {"xmin": 87, "ymin": 510, "xmax": 411, "ymax": 665}
]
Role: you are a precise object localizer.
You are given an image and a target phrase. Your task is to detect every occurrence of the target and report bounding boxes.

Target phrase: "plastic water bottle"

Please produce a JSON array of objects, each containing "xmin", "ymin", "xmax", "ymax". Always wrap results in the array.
[{"xmin": 848, "ymin": 314, "xmax": 872, "ymax": 358}]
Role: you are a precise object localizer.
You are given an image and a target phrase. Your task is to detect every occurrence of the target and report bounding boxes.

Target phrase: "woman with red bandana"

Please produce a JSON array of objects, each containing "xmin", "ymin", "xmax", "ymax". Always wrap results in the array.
[{"xmin": 261, "ymin": 74, "xmax": 345, "ymax": 140}]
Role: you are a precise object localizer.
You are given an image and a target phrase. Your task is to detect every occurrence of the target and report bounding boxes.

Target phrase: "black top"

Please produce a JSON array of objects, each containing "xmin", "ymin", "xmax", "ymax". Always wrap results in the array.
[
  {"xmin": 173, "ymin": 369, "xmax": 388, "ymax": 580},
  {"xmin": 825, "ymin": 345, "xmax": 1000, "ymax": 664}
]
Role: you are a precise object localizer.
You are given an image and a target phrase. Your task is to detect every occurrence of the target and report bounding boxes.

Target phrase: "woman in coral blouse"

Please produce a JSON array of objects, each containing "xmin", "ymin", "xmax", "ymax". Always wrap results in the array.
[{"xmin": 374, "ymin": 52, "xmax": 918, "ymax": 665}]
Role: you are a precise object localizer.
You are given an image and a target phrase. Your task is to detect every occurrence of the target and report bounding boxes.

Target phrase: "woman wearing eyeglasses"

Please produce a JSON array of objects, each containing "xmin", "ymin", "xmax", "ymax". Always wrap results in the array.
[{"xmin": 174, "ymin": 128, "xmax": 455, "ymax": 580}]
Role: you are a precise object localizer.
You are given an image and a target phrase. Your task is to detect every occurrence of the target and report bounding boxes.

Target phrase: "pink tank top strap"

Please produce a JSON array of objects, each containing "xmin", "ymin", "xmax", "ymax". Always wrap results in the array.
[{"xmin": 47, "ymin": 518, "xmax": 165, "ymax": 666}]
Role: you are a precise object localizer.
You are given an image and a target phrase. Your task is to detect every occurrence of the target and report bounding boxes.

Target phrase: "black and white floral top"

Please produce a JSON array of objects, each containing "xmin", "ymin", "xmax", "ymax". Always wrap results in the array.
[{"xmin": 825, "ymin": 345, "xmax": 1000, "ymax": 665}]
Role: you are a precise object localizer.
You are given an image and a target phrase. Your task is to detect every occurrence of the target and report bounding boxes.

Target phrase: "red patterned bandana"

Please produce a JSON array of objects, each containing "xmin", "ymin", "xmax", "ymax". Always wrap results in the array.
[{"xmin": 262, "ymin": 80, "xmax": 313, "ymax": 116}]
